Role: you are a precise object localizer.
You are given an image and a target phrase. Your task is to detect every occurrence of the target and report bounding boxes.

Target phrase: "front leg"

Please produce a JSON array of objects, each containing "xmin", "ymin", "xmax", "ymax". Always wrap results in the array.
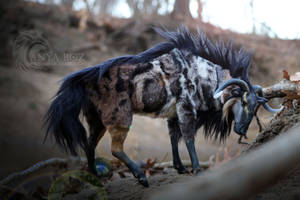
[
  {"xmin": 176, "ymin": 101, "xmax": 201, "ymax": 174},
  {"xmin": 167, "ymin": 118, "xmax": 189, "ymax": 174},
  {"xmin": 185, "ymin": 139, "xmax": 201, "ymax": 174}
]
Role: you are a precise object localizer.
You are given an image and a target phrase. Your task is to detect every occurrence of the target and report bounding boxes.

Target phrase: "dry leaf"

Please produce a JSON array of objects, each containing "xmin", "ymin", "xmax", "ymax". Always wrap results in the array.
[
  {"xmin": 283, "ymin": 70, "xmax": 290, "ymax": 80},
  {"xmin": 145, "ymin": 158, "xmax": 157, "ymax": 169},
  {"xmin": 210, "ymin": 145, "xmax": 240, "ymax": 168},
  {"xmin": 144, "ymin": 158, "xmax": 157, "ymax": 178}
]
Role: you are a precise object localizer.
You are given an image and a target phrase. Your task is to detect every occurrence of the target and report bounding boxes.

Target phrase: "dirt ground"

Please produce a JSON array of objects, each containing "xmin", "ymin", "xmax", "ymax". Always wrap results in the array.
[
  {"xmin": 105, "ymin": 171, "xmax": 192, "ymax": 200},
  {"xmin": 103, "ymin": 104, "xmax": 300, "ymax": 200},
  {"xmin": 248, "ymin": 102, "xmax": 300, "ymax": 200},
  {"xmin": 104, "ymin": 167, "xmax": 300, "ymax": 200}
]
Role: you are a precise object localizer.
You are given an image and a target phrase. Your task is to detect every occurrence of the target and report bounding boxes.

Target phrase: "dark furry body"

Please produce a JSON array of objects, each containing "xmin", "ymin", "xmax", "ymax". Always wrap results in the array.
[
  {"xmin": 45, "ymin": 27, "xmax": 252, "ymax": 186},
  {"xmin": 88, "ymin": 49, "xmax": 232, "ymax": 136}
]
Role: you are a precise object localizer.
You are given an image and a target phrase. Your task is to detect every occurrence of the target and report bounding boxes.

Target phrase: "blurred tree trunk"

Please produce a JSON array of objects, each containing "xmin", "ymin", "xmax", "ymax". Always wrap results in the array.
[
  {"xmin": 98, "ymin": 0, "xmax": 110, "ymax": 17},
  {"xmin": 196, "ymin": 0, "xmax": 202, "ymax": 21},
  {"xmin": 61, "ymin": 0, "xmax": 74, "ymax": 9},
  {"xmin": 171, "ymin": 0, "xmax": 192, "ymax": 20},
  {"xmin": 82, "ymin": 0, "xmax": 91, "ymax": 13},
  {"xmin": 96, "ymin": 0, "xmax": 117, "ymax": 18},
  {"xmin": 126, "ymin": 0, "xmax": 141, "ymax": 17},
  {"xmin": 44, "ymin": 0, "xmax": 54, "ymax": 4},
  {"xmin": 126, "ymin": 0, "xmax": 169, "ymax": 17},
  {"xmin": 250, "ymin": 0, "xmax": 255, "ymax": 33}
]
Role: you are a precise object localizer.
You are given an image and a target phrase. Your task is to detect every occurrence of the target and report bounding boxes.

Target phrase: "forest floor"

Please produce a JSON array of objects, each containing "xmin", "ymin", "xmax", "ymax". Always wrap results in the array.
[
  {"xmin": 1, "ymin": 98, "xmax": 299, "ymax": 200},
  {"xmin": 104, "ymin": 102, "xmax": 300, "ymax": 200}
]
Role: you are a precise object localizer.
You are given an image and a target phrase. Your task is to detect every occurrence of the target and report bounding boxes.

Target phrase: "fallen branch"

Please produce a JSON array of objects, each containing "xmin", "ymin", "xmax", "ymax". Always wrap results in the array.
[
  {"xmin": 263, "ymin": 71, "xmax": 300, "ymax": 99},
  {"xmin": 0, "ymin": 157, "xmax": 86, "ymax": 188},
  {"xmin": 151, "ymin": 124, "xmax": 300, "ymax": 200},
  {"xmin": 154, "ymin": 160, "xmax": 210, "ymax": 169},
  {"xmin": 263, "ymin": 79, "xmax": 298, "ymax": 99}
]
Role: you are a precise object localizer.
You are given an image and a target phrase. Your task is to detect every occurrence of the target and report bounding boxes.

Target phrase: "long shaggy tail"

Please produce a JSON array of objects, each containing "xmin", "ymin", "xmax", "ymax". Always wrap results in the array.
[
  {"xmin": 44, "ymin": 64, "xmax": 104, "ymax": 155},
  {"xmin": 44, "ymin": 57, "xmax": 133, "ymax": 155},
  {"xmin": 44, "ymin": 76, "xmax": 89, "ymax": 155}
]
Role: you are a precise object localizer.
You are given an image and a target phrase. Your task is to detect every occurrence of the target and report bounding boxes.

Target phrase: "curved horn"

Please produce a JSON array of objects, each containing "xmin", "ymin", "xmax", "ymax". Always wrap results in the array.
[
  {"xmin": 262, "ymin": 103, "xmax": 284, "ymax": 113},
  {"xmin": 254, "ymin": 85, "xmax": 268, "ymax": 103},
  {"xmin": 213, "ymin": 78, "xmax": 250, "ymax": 99},
  {"xmin": 253, "ymin": 85, "xmax": 284, "ymax": 112},
  {"xmin": 253, "ymin": 85, "xmax": 263, "ymax": 97},
  {"xmin": 257, "ymin": 96, "xmax": 268, "ymax": 104}
]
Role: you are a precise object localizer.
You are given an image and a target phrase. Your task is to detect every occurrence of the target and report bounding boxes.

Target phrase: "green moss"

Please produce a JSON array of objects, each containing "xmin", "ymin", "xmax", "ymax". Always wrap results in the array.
[{"xmin": 48, "ymin": 170, "xmax": 107, "ymax": 200}]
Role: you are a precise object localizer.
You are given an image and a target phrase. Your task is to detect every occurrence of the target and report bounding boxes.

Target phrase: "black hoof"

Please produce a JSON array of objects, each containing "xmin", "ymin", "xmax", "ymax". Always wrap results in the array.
[
  {"xmin": 138, "ymin": 175, "xmax": 149, "ymax": 187},
  {"xmin": 176, "ymin": 166, "xmax": 189, "ymax": 174},
  {"xmin": 192, "ymin": 168, "xmax": 202, "ymax": 175}
]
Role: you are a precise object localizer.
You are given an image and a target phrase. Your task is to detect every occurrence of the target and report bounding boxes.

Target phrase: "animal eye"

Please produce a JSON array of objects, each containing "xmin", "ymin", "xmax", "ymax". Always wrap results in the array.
[{"xmin": 231, "ymin": 88, "xmax": 241, "ymax": 97}]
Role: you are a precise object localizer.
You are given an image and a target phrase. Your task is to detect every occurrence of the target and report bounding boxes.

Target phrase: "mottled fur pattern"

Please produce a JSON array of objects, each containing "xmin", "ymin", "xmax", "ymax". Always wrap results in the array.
[
  {"xmin": 87, "ymin": 48, "xmax": 230, "ymax": 139},
  {"xmin": 45, "ymin": 26, "xmax": 253, "ymax": 186}
]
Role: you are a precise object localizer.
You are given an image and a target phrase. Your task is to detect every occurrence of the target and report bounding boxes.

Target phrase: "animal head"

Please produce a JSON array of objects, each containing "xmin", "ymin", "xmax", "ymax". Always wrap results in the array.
[{"xmin": 213, "ymin": 78, "xmax": 283, "ymax": 135}]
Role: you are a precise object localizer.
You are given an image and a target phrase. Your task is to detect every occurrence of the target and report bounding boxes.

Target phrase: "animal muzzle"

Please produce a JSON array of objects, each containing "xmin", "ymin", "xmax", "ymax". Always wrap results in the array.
[{"xmin": 234, "ymin": 122, "xmax": 249, "ymax": 135}]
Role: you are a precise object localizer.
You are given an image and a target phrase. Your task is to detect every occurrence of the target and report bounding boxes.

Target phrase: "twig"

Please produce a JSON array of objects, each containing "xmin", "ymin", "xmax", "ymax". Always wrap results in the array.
[
  {"xmin": 0, "ymin": 157, "xmax": 86, "ymax": 188},
  {"xmin": 255, "ymin": 113, "xmax": 264, "ymax": 132}
]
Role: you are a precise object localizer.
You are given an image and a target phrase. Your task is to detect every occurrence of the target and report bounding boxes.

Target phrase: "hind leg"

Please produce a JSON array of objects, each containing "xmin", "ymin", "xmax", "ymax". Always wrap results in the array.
[
  {"xmin": 167, "ymin": 118, "xmax": 189, "ymax": 174},
  {"xmin": 85, "ymin": 104, "xmax": 106, "ymax": 175},
  {"xmin": 99, "ymin": 92, "xmax": 148, "ymax": 185},
  {"xmin": 85, "ymin": 127, "xmax": 106, "ymax": 175},
  {"xmin": 108, "ymin": 125, "xmax": 149, "ymax": 187}
]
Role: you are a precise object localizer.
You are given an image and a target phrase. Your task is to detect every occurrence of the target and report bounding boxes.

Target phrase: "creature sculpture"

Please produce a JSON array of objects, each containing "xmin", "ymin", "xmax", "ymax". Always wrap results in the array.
[{"xmin": 45, "ymin": 27, "xmax": 282, "ymax": 187}]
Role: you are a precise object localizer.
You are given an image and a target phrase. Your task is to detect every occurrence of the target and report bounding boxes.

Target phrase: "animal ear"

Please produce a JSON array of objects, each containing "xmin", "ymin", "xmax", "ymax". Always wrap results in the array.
[
  {"xmin": 253, "ymin": 85, "xmax": 263, "ymax": 97},
  {"xmin": 231, "ymin": 88, "xmax": 242, "ymax": 97},
  {"xmin": 214, "ymin": 78, "xmax": 250, "ymax": 103},
  {"xmin": 214, "ymin": 87, "xmax": 238, "ymax": 104}
]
